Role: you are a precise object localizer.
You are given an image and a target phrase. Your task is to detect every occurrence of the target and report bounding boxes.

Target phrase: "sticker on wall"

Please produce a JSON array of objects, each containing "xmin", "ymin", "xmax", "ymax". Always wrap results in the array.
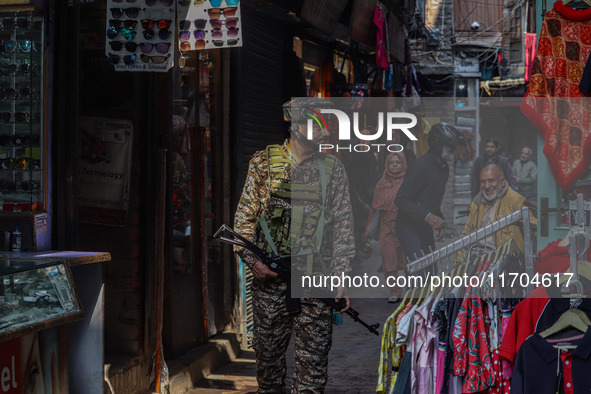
[
  {"xmin": 105, "ymin": 0, "xmax": 174, "ymax": 72},
  {"xmin": 177, "ymin": 0, "xmax": 242, "ymax": 51}
]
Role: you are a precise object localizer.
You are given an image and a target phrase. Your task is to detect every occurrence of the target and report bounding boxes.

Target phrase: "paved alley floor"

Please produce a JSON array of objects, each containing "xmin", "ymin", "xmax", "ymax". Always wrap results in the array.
[
  {"xmin": 189, "ymin": 240, "xmax": 400, "ymax": 393},
  {"xmin": 189, "ymin": 297, "xmax": 394, "ymax": 394}
]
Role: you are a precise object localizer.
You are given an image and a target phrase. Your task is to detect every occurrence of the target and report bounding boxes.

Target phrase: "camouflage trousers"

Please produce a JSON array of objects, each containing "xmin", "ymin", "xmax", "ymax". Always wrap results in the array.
[{"xmin": 251, "ymin": 279, "xmax": 332, "ymax": 393}]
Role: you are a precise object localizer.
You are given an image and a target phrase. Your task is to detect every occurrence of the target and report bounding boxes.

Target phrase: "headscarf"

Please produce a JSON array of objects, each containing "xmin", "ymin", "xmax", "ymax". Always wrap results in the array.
[{"xmin": 371, "ymin": 152, "xmax": 407, "ymax": 212}]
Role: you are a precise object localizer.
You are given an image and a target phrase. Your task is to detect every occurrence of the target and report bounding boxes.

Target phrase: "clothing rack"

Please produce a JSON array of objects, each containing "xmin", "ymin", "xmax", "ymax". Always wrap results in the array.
[{"xmin": 407, "ymin": 206, "xmax": 534, "ymax": 292}]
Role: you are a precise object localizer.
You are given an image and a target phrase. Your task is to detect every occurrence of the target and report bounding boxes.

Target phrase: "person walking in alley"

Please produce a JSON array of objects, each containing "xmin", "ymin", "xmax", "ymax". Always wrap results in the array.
[
  {"xmin": 470, "ymin": 138, "xmax": 518, "ymax": 198},
  {"xmin": 233, "ymin": 97, "xmax": 356, "ymax": 393},
  {"xmin": 395, "ymin": 123, "xmax": 465, "ymax": 261},
  {"xmin": 513, "ymin": 146, "xmax": 537, "ymax": 201},
  {"xmin": 365, "ymin": 152, "xmax": 407, "ymax": 303}
]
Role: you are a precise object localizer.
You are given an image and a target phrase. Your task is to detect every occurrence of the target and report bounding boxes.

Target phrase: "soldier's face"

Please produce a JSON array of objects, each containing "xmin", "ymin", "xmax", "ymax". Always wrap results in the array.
[{"xmin": 299, "ymin": 123, "xmax": 329, "ymax": 146}]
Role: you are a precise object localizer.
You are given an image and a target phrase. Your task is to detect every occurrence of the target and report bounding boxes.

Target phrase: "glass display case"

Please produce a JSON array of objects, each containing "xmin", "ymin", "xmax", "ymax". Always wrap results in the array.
[
  {"xmin": 0, "ymin": 259, "xmax": 83, "ymax": 342},
  {"xmin": 0, "ymin": 10, "xmax": 44, "ymax": 213}
]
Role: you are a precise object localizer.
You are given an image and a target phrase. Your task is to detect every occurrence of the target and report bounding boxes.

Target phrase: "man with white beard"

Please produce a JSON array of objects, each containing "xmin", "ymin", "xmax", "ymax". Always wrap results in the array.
[{"xmin": 457, "ymin": 164, "xmax": 535, "ymax": 262}]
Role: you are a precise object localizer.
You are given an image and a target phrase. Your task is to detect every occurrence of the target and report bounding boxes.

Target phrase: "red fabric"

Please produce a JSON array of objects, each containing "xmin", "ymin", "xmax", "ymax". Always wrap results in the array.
[
  {"xmin": 534, "ymin": 238, "xmax": 591, "ymax": 274},
  {"xmin": 534, "ymin": 239, "xmax": 570, "ymax": 274},
  {"xmin": 373, "ymin": 6, "xmax": 389, "ymax": 69},
  {"xmin": 524, "ymin": 33, "xmax": 537, "ymax": 82},
  {"xmin": 521, "ymin": 2, "xmax": 591, "ymax": 190},
  {"xmin": 498, "ymin": 286, "xmax": 549, "ymax": 367},
  {"xmin": 561, "ymin": 352, "xmax": 575, "ymax": 394}
]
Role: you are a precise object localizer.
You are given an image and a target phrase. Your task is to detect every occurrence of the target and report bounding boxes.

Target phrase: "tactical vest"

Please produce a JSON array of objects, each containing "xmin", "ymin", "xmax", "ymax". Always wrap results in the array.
[{"xmin": 256, "ymin": 144, "xmax": 338, "ymax": 274}]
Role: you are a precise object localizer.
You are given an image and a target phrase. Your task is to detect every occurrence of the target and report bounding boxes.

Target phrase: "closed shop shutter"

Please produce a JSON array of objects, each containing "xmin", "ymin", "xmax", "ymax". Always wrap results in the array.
[
  {"xmin": 234, "ymin": 5, "xmax": 289, "ymax": 198},
  {"xmin": 232, "ymin": 5, "xmax": 289, "ymax": 347}
]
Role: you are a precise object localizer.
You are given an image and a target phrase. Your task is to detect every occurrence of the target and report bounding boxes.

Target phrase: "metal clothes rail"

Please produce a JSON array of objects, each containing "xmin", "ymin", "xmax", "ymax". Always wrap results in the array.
[{"xmin": 406, "ymin": 207, "xmax": 534, "ymax": 291}]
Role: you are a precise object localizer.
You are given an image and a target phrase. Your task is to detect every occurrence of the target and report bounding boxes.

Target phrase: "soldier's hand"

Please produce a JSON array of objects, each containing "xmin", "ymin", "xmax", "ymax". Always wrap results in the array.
[
  {"xmin": 427, "ymin": 214, "xmax": 444, "ymax": 230},
  {"xmin": 251, "ymin": 260, "xmax": 279, "ymax": 281},
  {"xmin": 334, "ymin": 286, "xmax": 350, "ymax": 313}
]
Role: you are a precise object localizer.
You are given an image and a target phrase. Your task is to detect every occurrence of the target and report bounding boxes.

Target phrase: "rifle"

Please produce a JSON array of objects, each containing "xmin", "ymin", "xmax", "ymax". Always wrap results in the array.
[{"xmin": 214, "ymin": 224, "xmax": 380, "ymax": 335}]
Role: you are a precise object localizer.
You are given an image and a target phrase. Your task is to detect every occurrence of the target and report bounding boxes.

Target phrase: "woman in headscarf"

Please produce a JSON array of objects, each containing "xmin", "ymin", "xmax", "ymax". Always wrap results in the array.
[{"xmin": 365, "ymin": 152, "xmax": 407, "ymax": 303}]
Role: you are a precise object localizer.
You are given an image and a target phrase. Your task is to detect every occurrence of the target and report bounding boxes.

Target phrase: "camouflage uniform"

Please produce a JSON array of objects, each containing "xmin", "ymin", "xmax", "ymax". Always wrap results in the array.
[{"xmin": 234, "ymin": 139, "xmax": 355, "ymax": 393}]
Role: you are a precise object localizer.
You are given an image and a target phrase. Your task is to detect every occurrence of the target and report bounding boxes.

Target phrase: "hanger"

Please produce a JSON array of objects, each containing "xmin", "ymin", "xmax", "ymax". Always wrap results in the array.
[
  {"xmin": 539, "ymin": 309, "xmax": 590, "ymax": 338},
  {"xmin": 558, "ymin": 225, "xmax": 591, "ymax": 247}
]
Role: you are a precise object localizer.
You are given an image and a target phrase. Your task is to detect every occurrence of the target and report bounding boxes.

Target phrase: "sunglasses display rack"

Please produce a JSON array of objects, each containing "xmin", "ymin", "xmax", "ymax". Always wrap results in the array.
[
  {"xmin": 106, "ymin": 0, "xmax": 175, "ymax": 72},
  {"xmin": 177, "ymin": 0, "xmax": 242, "ymax": 51},
  {"xmin": 0, "ymin": 11, "xmax": 44, "ymax": 212}
]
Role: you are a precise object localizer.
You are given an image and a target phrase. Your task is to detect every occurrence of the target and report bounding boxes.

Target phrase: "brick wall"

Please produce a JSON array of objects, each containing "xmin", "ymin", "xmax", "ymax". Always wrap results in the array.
[{"xmin": 411, "ymin": 0, "xmax": 455, "ymax": 76}]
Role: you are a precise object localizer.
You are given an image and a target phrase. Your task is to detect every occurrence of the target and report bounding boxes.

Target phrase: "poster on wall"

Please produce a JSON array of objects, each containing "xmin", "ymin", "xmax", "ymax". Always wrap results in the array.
[
  {"xmin": 105, "ymin": 0, "xmax": 175, "ymax": 72},
  {"xmin": 0, "ymin": 331, "xmax": 60, "ymax": 394},
  {"xmin": 77, "ymin": 117, "xmax": 133, "ymax": 226},
  {"xmin": 177, "ymin": 0, "xmax": 242, "ymax": 51}
]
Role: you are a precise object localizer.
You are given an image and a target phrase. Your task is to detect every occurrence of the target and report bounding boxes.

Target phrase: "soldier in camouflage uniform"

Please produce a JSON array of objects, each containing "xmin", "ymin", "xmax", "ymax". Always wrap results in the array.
[{"xmin": 234, "ymin": 98, "xmax": 356, "ymax": 393}]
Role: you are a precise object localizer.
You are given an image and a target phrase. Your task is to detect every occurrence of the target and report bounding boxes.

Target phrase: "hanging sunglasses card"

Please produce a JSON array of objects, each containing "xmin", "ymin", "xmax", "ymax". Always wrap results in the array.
[
  {"xmin": 106, "ymin": 0, "xmax": 175, "ymax": 72},
  {"xmin": 177, "ymin": 0, "xmax": 242, "ymax": 51}
]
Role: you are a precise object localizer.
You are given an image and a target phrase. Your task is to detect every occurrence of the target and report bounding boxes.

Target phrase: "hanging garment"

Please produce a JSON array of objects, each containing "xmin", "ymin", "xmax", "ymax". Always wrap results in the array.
[
  {"xmin": 521, "ymin": 2, "xmax": 591, "ymax": 189},
  {"xmin": 374, "ymin": 5, "xmax": 390, "ymax": 69},
  {"xmin": 377, "ymin": 301, "xmax": 408, "ymax": 394},
  {"xmin": 524, "ymin": 33, "xmax": 537, "ymax": 82},
  {"xmin": 452, "ymin": 294, "xmax": 495, "ymax": 393},
  {"xmin": 412, "ymin": 297, "xmax": 437, "ymax": 393},
  {"xmin": 511, "ymin": 329, "xmax": 591, "ymax": 394},
  {"xmin": 498, "ymin": 286, "xmax": 549, "ymax": 370}
]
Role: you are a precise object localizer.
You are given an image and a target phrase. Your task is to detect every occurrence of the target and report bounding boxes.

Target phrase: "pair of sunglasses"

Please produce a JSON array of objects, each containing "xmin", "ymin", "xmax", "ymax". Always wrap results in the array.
[
  {"xmin": 0, "ymin": 179, "xmax": 40, "ymax": 192},
  {"xmin": 0, "ymin": 87, "xmax": 36, "ymax": 100},
  {"xmin": 0, "ymin": 63, "xmax": 39, "ymax": 76},
  {"xmin": 143, "ymin": 28, "xmax": 170, "ymax": 40},
  {"xmin": 179, "ymin": 30, "xmax": 205, "ymax": 41},
  {"xmin": 0, "ymin": 17, "xmax": 30, "ymax": 30},
  {"xmin": 110, "ymin": 41, "xmax": 170, "ymax": 55},
  {"xmin": 179, "ymin": 19, "xmax": 206, "ymax": 30},
  {"xmin": 180, "ymin": 40, "xmax": 207, "ymax": 50},
  {"xmin": 110, "ymin": 7, "xmax": 140, "ymax": 19},
  {"xmin": 209, "ymin": 0, "xmax": 239, "ymax": 7},
  {"xmin": 212, "ymin": 38, "xmax": 239, "ymax": 47},
  {"xmin": 140, "ymin": 42, "xmax": 170, "ymax": 54},
  {"xmin": 208, "ymin": 7, "xmax": 237, "ymax": 19},
  {"xmin": 0, "ymin": 134, "xmax": 40, "ymax": 146},
  {"xmin": 210, "ymin": 17, "xmax": 238, "ymax": 29},
  {"xmin": 179, "ymin": 0, "xmax": 206, "ymax": 5},
  {"xmin": 141, "ymin": 19, "xmax": 171, "ymax": 30},
  {"xmin": 109, "ymin": 19, "xmax": 137, "ymax": 29},
  {"xmin": 140, "ymin": 54, "xmax": 169, "ymax": 64},
  {"xmin": 1, "ymin": 40, "xmax": 33, "ymax": 53},
  {"xmin": 109, "ymin": 40, "xmax": 139, "ymax": 52},
  {"xmin": 146, "ymin": 0, "xmax": 173, "ymax": 6},
  {"xmin": 0, "ymin": 157, "xmax": 40, "ymax": 170},
  {"xmin": 0, "ymin": 112, "xmax": 30, "ymax": 123},
  {"xmin": 112, "ymin": 0, "xmax": 138, "ymax": 2},
  {"xmin": 211, "ymin": 27, "xmax": 239, "ymax": 39},
  {"xmin": 107, "ymin": 26, "xmax": 137, "ymax": 40},
  {"xmin": 109, "ymin": 54, "xmax": 136, "ymax": 65}
]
